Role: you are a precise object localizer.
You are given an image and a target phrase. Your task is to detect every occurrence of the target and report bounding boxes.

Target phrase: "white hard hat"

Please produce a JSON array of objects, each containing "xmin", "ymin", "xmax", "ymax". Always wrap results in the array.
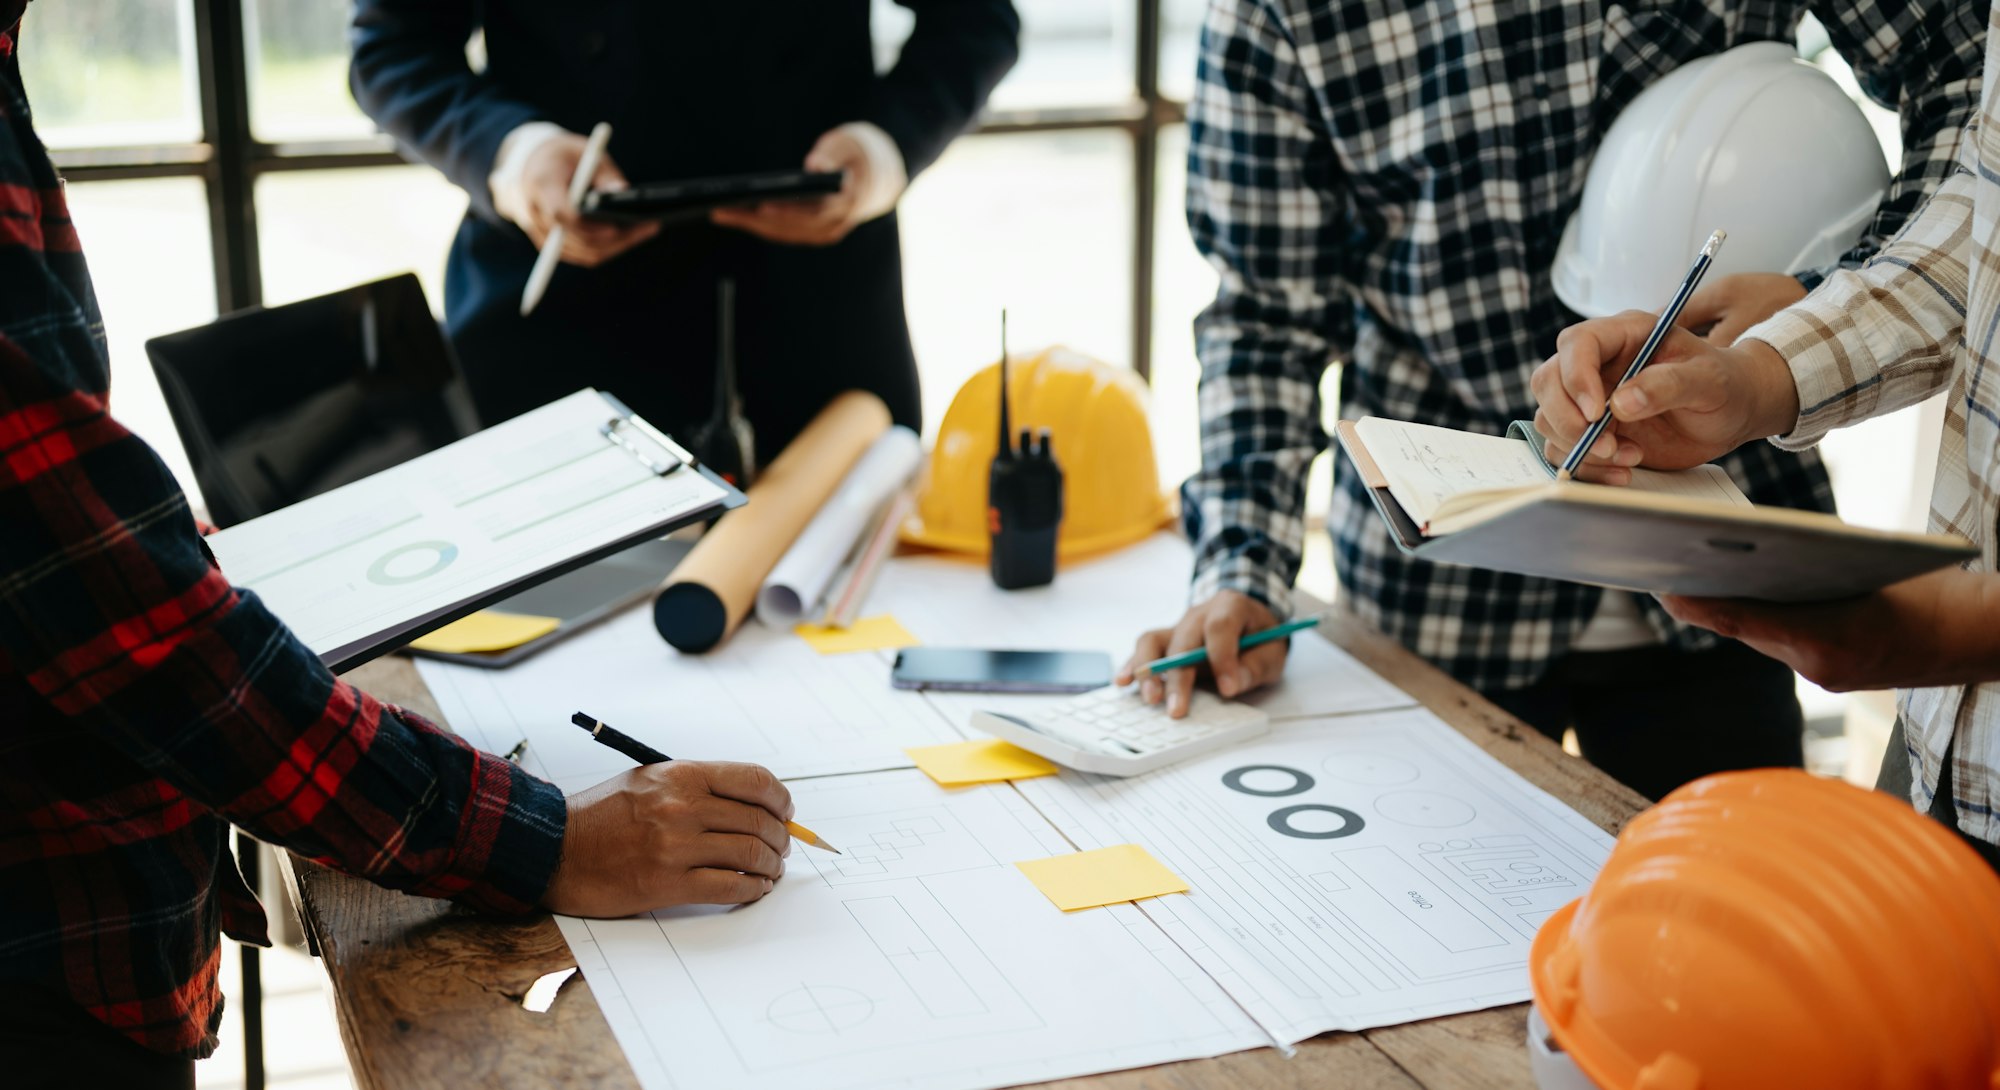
[{"xmin": 1552, "ymin": 42, "xmax": 1890, "ymax": 317}]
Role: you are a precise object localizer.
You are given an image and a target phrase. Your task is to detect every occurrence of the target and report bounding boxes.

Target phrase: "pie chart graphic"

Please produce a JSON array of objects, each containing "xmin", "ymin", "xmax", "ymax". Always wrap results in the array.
[{"xmin": 367, "ymin": 540, "xmax": 460, "ymax": 586}]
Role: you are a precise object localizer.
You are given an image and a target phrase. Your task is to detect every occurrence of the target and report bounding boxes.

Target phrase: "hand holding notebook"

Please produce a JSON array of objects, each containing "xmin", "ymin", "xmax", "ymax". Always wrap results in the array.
[{"xmin": 1336, "ymin": 416, "xmax": 1972, "ymax": 602}]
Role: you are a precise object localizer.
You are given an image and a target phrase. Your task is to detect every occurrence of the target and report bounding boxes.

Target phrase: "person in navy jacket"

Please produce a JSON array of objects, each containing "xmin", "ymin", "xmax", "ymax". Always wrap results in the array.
[{"xmin": 350, "ymin": 1, "xmax": 1019, "ymax": 459}]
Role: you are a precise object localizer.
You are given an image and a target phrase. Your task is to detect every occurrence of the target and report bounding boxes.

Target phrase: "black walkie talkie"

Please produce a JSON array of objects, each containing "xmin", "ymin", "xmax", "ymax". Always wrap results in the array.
[
  {"xmin": 683, "ymin": 277, "xmax": 757, "ymax": 487},
  {"xmin": 987, "ymin": 310, "xmax": 1062, "ymax": 590}
]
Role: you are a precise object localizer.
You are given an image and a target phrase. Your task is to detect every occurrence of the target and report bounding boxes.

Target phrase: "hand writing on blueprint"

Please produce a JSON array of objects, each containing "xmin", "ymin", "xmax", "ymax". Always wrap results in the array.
[{"xmin": 543, "ymin": 761, "xmax": 795, "ymax": 916}]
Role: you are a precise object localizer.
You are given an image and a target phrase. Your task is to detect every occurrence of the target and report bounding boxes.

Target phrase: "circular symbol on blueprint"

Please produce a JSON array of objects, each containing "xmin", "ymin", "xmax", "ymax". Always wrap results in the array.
[
  {"xmin": 1374, "ymin": 791, "xmax": 1477, "ymax": 828},
  {"xmin": 1267, "ymin": 804, "xmax": 1366, "ymax": 840},
  {"xmin": 366, "ymin": 540, "xmax": 460, "ymax": 586},
  {"xmin": 766, "ymin": 985, "xmax": 875, "ymax": 1034},
  {"xmin": 1320, "ymin": 751, "xmax": 1421, "ymax": 786},
  {"xmin": 1223, "ymin": 765, "xmax": 1316, "ymax": 798}
]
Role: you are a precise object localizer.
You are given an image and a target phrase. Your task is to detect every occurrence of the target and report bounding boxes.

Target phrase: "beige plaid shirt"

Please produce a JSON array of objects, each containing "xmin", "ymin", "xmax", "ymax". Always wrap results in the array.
[{"xmin": 1743, "ymin": 12, "xmax": 2000, "ymax": 847}]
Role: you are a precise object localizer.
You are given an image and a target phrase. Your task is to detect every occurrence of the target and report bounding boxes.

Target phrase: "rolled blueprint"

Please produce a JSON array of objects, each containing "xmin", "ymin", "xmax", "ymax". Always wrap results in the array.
[
  {"xmin": 654, "ymin": 391, "xmax": 890, "ymax": 653},
  {"xmin": 757, "ymin": 426, "xmax": 923, "ymax": 625}
]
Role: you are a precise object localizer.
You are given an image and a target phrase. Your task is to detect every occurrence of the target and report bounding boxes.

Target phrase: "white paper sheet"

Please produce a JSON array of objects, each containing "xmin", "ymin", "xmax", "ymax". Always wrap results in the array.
[
  {"xmin": 209, "ymin": 389, "xmax": 728, "ymax": 665},
  {"xmin": 868, "ymin": 534, "xmax": 1415, "ymax": 730},
  {"xmin": 1016, "ymin": 708, "xmax": 1617, "ymax": 1044},
  {"xmin": 759, "ymin": 427, "xmax": 924, "ymax": 624},
  {"xmin": 416, "ymin": 609, "xmax": 962, "ymax": 790},
  {"xmin": 557, "ymin": 770, "xmax": 1270, "ymax": 1090}
]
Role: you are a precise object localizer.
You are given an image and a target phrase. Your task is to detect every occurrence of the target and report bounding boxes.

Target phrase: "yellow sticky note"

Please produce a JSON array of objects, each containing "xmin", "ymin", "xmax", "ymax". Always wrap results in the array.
[
  {"xmin": 1015, "ymin": 844, "xmax": 1189, "ymax": 912},
  {"xmin": 794, "ymin": 614, "xmax": 919, "ymax": 655},
  {"xmin": 907, "ymin": 739, "xmax": 1059, "ymax": 786},
  {"xmin": 408, "ymin": 611, "xmax": 561, "ymax": 654}
]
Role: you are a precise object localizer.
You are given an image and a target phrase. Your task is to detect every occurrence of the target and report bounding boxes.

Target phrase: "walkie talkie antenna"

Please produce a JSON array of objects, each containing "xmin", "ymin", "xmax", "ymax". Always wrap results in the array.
[
  {"xmin": 714, "ymin": 278, "xmax": 738, "ymax": 428},
  {"xmin": 997, "ymin": 308, "xmax": 1012, "ymax": 458}
]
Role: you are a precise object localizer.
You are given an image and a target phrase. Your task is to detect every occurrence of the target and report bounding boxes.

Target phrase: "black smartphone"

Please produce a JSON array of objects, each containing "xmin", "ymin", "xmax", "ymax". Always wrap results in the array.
[
  {"xmin": 581, "ymin": 170, "xmax": 844, "ymax": 223},
  {"xmin": 890, "ymin": 648, "xmax": 1113, "ymax": 694}
]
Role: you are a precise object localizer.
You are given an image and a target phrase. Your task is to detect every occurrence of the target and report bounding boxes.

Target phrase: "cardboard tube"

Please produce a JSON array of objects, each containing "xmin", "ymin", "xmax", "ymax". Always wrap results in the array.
[{"xmin": 654, "ymin": 391, "xmax": 891, "ymax": 652}]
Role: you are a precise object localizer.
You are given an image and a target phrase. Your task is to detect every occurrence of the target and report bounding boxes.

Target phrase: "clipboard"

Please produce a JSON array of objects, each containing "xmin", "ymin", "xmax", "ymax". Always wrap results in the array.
[
  {"xmin": 206, "ymin": 389, "xmax": 746, "ymax": 672},
  {"xmin": 1335, "ymin": 418, "xmax": 1976, "ymax": 602}
]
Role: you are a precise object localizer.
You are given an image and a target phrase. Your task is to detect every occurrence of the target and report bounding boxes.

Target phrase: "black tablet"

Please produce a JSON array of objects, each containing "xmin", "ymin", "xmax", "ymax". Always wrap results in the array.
[{"xmin": 582, "ymin": 170, "xmax": 844, "ymax": 223}]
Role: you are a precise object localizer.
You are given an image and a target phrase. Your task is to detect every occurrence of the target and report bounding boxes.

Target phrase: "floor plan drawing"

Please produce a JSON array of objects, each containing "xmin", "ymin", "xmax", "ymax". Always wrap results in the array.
[
  {"xmin": 1017, "ymin": 708, "xmax": 1616, "ymax": 1044},
  {"xmin": 415, "ymin": 611, "xmax": 965, "ymax": 790},
  {"xmin": 556, "ymin": 770, "xmax": 1270, "ymax": 1090}
]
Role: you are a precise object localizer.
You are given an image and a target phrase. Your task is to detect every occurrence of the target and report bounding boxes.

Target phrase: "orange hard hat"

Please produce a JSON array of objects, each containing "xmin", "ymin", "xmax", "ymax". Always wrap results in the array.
[
  {"xmin": 902, "ymin": 346, "xmax": 1174, "ymax": 559},
  {"xmin": 1528, "ymin": 769, "xmax": 2000, "ymax": 1090}
]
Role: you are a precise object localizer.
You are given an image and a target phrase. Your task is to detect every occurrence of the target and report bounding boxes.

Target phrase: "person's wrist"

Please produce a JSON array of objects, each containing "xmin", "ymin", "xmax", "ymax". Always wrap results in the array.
[
  {"xmin": 1733, "ymin": 338, "xmax": 1802, "ymax": 444},
  {"xmin": 489, "ymin": 121, "xmax": 568, "ymax": 228}
]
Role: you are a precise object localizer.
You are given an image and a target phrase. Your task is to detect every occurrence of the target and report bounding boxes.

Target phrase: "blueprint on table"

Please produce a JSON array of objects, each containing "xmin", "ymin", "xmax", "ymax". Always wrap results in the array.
[
  {"xmin": 555, "ymin": 770, "xmax": 1271, "ymax": 1090},
  {"xmin": 412, "ymin": 537, "xmax": 1614, "ymax": 1089},
  {"xmin": 1018, "ymin": 708, "xmax": 1617, "ymax": 1043},
  {"xmin": 417, "ymin": 610, "xmax": 962, "ymax": 790}
]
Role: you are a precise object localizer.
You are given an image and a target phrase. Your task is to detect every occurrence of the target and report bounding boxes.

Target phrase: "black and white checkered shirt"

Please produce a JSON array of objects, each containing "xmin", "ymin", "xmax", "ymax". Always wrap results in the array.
[{"xmin": 1181, "ymin": 0, "xmax": 1985, "ymax": 691}]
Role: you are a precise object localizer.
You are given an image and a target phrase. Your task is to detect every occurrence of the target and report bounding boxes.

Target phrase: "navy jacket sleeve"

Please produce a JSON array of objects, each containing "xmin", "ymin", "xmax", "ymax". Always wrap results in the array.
[
  {"xmin": 869, "ymin": 0, "xmax": 1021, "ymax": 177},
  {"xmin": 349, "ymin": 0, "xmax": 543, "ymax": 224}
]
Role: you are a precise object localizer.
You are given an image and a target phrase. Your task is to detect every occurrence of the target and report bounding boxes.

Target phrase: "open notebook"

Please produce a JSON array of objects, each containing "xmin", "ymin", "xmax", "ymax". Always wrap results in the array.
[{"xmin": 1336, "ymin": 416, "xmax": 1974, "ymax": 602}]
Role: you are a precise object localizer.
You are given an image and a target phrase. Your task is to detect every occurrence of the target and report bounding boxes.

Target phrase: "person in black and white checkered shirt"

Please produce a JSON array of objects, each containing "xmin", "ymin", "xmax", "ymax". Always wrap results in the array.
[{"xmin": 1118, "ymin": 1, "xmax": 1986, "ymax": 799}]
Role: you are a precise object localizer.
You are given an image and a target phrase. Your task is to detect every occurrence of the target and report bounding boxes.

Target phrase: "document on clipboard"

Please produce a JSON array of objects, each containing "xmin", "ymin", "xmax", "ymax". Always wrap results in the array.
[{"xmin": 206, "ymin": 389, "xmax": 744, "ymax": 671}]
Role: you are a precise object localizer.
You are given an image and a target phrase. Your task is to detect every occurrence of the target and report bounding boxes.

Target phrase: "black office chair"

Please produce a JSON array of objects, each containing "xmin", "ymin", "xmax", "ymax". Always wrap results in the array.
[{"xmin": 146, "ymin": 272, "xmax": 479, "ymax": 527}]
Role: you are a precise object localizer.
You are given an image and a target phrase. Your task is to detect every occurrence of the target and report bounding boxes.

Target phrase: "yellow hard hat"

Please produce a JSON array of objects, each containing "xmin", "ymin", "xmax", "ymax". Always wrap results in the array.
[
  {"xmin": 1527, "ymin": 769, "xmax": 2000, "ymax": 1090},
  {"xmin": 903, "ymin": 346, "xmax": 1174, "ymax": 559}
]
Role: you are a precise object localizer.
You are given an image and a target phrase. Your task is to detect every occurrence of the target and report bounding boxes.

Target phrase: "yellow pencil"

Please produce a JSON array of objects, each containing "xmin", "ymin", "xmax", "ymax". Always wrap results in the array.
[
  {"xmin": 568, "ymin": 712, "xmax": 840, "ymax": 854},
  {"xmin": 785, "ymin": 821, "xmax": 840, "ymax": 854}
]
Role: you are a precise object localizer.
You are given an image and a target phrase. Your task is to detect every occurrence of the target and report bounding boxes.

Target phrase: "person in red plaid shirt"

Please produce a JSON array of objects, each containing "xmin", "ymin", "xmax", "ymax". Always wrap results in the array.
[{"xmin": 0, "ymin": 9, "xmax": 796, "ymax": 1087}]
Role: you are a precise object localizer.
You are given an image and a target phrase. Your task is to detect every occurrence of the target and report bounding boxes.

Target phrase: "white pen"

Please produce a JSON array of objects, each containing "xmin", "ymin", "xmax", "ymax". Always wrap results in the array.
[{"xmin": 519, "ymin": 120, "xmax": 613, "ymax": 317}]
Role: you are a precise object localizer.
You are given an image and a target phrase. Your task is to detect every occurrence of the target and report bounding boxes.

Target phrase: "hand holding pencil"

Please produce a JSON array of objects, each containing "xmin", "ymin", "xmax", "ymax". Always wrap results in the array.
[
  {"xmin": 518, "ymin": 122, "xmax": 659, "ymax": 315},
  {"xmin": 1119, "ymin": 590, "xmax": 1300, "ymax": 719},
  {"xmin": 538, "ymin": 716, "xmax": 811, "ymax": 918}
]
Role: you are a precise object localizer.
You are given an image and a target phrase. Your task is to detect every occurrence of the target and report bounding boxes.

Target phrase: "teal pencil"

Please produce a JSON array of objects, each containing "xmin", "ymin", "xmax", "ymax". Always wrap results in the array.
[{"xmin": 1139, "ymin": 617, "xmax": 1322, "ymax": 676}]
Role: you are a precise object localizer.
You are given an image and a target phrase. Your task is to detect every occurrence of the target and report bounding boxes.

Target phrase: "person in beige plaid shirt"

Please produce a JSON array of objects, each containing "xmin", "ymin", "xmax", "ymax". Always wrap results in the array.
[{"xmin": 1532, "ymin": 5, "xmax": 2000, "ymax": 871}]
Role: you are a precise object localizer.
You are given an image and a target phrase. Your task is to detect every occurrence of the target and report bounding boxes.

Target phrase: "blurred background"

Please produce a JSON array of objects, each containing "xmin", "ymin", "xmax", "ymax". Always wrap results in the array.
[{"xmin": 15, "ymin": 3, "xmax": 1938, "ymax": 1086}]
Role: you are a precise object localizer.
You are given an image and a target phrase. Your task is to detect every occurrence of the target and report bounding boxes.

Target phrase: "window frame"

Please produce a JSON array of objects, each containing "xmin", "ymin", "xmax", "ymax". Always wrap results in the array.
[{"xmin": 50, "ymin": 0, "xmax": 1186, "ymax": 379}]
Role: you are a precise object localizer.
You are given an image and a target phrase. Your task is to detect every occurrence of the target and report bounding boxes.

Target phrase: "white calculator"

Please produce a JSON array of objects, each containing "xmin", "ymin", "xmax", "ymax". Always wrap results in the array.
[{"xmin": 969, "ymin": 686, "xmax": 1271, "ymax": 776}]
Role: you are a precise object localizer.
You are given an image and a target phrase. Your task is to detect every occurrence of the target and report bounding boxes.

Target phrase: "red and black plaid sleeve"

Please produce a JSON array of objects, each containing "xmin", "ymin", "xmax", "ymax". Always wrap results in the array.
[{"xmin": 0, "ymin": 50, "xmax": 565, "ymax": 1058}]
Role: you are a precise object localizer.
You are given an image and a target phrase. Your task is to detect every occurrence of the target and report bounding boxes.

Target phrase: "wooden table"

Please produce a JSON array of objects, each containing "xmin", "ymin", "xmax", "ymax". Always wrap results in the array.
[{"xmin": 297, "ymin": 609, "xmax": 1645, "ymax": 1090}]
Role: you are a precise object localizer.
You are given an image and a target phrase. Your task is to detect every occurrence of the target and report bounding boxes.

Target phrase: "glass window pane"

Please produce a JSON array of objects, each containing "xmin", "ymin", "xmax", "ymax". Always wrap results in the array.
[
  {"xmin": 873, "ymin": 0, "xmax": 1133, "ymax": 112},
  {"xmin": 61, "ymin": 179, "xmax": 217, "ymax": 500},
  {"xmin": 898, "ymin": 129, "xmax": 1132, "ymax": 438},
  {"xmin": 256, "ymin": 166, "xmax": 469, "ymax": 309},
  {"xmin": 247, "ymin": 0, "xmax": 376, "ymax": 142},
  {"xmin": 1160, "ymin": 0, "xmax": 1205, "ymax": 103},
  {"xmin": 15, "ymin": 0, "xmax": 201, "ymax": 148}
]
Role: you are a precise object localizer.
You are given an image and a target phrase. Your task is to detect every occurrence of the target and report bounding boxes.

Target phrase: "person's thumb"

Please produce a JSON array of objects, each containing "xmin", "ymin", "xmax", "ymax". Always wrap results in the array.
[
  {"xmin": 592, "ymin": 154, "xmax": 631, "ymax": 193},
  {"xmin": 803, "ymin": 130, "xmax": 847, "ymax": 173},
  {"xmin": 1609, "ymin": 363, "xmax": 1705, "ymax": 422}
]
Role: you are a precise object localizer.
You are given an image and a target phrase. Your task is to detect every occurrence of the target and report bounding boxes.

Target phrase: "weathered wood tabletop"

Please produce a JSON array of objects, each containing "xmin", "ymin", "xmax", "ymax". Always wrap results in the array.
[{"xmin": 300, "ymin": 606, "xmax": 1645, "ymax": 1090}]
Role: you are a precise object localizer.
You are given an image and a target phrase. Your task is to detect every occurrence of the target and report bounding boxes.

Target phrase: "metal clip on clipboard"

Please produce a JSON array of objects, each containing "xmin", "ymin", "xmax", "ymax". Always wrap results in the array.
[{"xmin": 601, "ymin": 415, "xmax": 699, "ymax": 477}]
